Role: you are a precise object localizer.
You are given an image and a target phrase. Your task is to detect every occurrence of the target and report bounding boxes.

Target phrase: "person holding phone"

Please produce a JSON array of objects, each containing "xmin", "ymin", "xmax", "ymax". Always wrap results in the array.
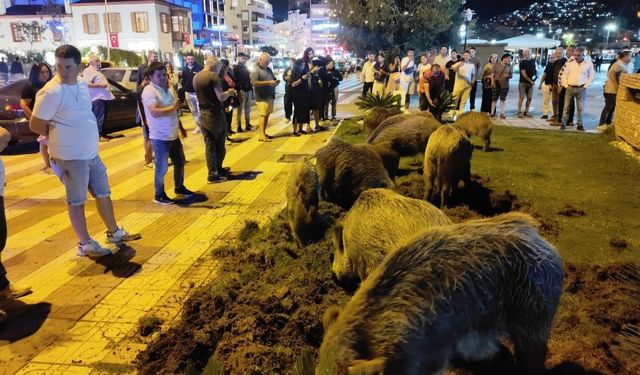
[{"xmin": 251, "ymin": 52, "xmax": 279, "ymax": 142}]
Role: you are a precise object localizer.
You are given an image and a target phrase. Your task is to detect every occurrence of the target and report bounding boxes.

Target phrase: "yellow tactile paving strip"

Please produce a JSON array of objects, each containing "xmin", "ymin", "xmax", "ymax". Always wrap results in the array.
[{"xmin": 0, "ymin": 83, "xmax": 354, "ymax": 373}]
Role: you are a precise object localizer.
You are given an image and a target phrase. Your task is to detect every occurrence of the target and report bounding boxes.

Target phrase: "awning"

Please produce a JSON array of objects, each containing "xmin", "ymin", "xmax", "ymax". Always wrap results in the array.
[{"xmin": 497, "ymin": 34, "xmax": 560, "ymax": 50}]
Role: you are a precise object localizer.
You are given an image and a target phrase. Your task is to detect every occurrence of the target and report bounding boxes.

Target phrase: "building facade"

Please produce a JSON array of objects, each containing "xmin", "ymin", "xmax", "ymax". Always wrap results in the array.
[
  {"xmin": 309, "ymin": 2, "xmax": 338, "ymax": 55},
  {"xmin": 69, "ymin": 0, "xmax": 194, "ymax": 62},
  {"xmin": 272, "ymin": 9, "xmax": 310, "ymax": 57},
  {"xmin": 224, "ymin": 0, "xmax": 273, "ymax": 52}
]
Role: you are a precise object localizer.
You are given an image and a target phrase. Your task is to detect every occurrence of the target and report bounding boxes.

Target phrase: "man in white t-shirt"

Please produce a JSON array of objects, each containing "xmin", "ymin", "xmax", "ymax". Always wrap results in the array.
[
  {"xmin": 452, "ymin": 50, "xmax": 476, "ymax": 117},
  {"xmin": 29, "ymin": 45, "xmax": 140, "ymax": 258},
  {"xmin": 84, "ymin": 55, "xmax": 115, "ymax": 142},
  {"xmin": 142, "ymin": 62, "xmax": 193, "ymax": 205},
  {"xmin": 0, "ymin": 127, "xmax": 32, "ymax": 324},
  {"xmin": 399, "ymin": 48, "xmax": 416, "ymax": 109}
]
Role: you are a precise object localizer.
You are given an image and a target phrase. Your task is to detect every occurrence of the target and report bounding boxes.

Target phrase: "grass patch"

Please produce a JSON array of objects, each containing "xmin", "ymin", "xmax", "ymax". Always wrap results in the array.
[
  {"xmin": 237, "ymin": 220, "xmax": 260, "ymax": 242},
  {"xmin": 138, "ymin": 315, "xmax": 163, "ymax": 337},
  {"xmin": 89, "ymin": 362, "xmax": 136, "ymax": 374},
  {"xmin": 333, "ymin": 116, "xmax": 365, "ymax": 144},
  {"xmin": 472, "ymin": 125, "xmax": 640, "ymax": 264}
]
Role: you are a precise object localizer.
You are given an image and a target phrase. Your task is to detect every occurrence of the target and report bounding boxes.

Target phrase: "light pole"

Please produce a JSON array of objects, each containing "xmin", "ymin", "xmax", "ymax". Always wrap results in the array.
[
  {"xmin": 461, "ymin": 8, "xmax": 475, "ymax": 51},
  {"xmin": 104, "ymin": 0, "xmax": 111, "ymax": 61},
  {"xmin": 604, "ymin": 23, "xmax": 617, "ymax": 50}
]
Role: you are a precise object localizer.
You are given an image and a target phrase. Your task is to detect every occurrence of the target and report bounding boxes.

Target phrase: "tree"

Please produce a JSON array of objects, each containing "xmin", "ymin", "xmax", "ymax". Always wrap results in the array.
[
  {"xmin": 18, "ymin": 22, "xmax": 48, "ymax": 50},
  {"xmin": 260, "ymin": 45, "xmax": 279, "ymax": 56},
  {"xmin": 327, "ymin": 0, "xmax": 462, "ymax": 55}
]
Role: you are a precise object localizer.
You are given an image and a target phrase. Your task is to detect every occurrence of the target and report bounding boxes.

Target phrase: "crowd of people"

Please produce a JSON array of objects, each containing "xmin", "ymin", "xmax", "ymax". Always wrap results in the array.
[{"xmin": 359, "ymin": 46, "xmax": 639, "ymax": 130}]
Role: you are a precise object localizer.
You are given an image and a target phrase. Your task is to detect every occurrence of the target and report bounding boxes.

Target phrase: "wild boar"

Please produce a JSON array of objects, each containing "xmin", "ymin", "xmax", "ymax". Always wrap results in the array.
[
  {"xmin": 367, "ymin": 114, "xmax": 441, "ymax": 156},
  {"xmin": 286, "ymin": 158, "xmax": 322, "ymax": 246},
  {"xmin": 453, "ymin": 111, "xmax": 493, "ymax": 151}
]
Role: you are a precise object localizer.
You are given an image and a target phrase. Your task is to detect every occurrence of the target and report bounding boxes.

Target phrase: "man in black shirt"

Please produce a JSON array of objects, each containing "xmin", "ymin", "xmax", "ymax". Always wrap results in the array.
[
  {"xmin": 538, "ymin": 53, "xmax": 556, "ymax": 120},
  {"xmin": 180, "ymin": 53, "xmax": 202, "ymax": 134},
  {"xmin": 517, "ymin": 49, "xmax": 536, "ymax": 118},
  {"xmin": 193, "ymin": 57, "xmax": 236, "ymax": 184},
  {"xmin": 232, "ymin": 53, "xmax": 253, "ymax": 133}
]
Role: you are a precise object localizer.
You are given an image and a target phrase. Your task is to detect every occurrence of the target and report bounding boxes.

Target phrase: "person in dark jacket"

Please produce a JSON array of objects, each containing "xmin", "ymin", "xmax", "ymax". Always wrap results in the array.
[
  {"xmin": 0, "ymin": 58, "xmax": 8, "ymax": 82},
  {"xmin": 282, "ymin": 58, "xmax": 296, "ymax": 123},
  {"xmin": 232, "ymin": 52, "xmax": 253, "ymax": 133},
  {"xmin": 179, "ymin": 53, "xmax": 203, "ymax": 134},
  {"xmin": 304, "ymin": 47, "xmax": 325, "ymax": 132},
  {"xmin": 290, "ymin": 58, "xmax": 310, "ymax": 136},
  {"xmin": 217, "ymin": 59, "xmax": 239, "ymax": 141},
  {"xmin": 324, "ymin": 60, "xmax": 343, "ymax": 121},
  {"xmin": 10, "ymin": 57, "xmax": 24, "ymax": 80},
  {"xmin": 20, "ymin": 63, "xmax": 52, "ymax": 173}
]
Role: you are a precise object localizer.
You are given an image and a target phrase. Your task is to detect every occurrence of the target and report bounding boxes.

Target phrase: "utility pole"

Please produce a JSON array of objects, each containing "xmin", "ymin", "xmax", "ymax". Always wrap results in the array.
[{"xmin": 104, "ymin": 0, "xmax": 111, "ymax": 61}]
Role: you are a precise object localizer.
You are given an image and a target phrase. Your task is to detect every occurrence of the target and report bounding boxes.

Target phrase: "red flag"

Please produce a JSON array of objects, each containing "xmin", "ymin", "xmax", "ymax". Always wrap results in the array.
[{"xmin": 109, "ymin": 33, "xmax": 119, "ymax": 48}]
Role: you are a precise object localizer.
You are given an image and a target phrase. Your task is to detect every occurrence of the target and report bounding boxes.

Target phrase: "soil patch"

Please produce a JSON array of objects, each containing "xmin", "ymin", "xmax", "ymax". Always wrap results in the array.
[
  {"xmin": 557, "ymin": 204, "xmax": 586, "ymax": 217},
  {"xmin": 610, "ymin": 238, "xmax": 629, "ymax": 251}
]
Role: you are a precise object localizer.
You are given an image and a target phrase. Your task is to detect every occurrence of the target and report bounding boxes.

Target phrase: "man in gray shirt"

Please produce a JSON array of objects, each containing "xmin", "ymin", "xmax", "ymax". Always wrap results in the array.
[{"xmin": 251, "ymin": 53, "xmax": 279, "ymax": 142}]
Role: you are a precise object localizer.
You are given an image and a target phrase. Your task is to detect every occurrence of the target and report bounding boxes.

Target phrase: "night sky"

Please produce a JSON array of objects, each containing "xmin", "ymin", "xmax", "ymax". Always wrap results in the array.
[{"xmin": 272, "ymin": 0, "xmax": 637, "ymax": 24}]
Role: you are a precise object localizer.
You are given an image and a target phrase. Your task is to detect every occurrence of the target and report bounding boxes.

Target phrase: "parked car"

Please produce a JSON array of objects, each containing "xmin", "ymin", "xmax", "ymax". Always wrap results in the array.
[
  {"xmin": 101, "ymin": 67, "xmax": 139, "ymax": 91},
  {"xmin": 0, "ymin": 78, "xmax": 139, "ymax": 145}
]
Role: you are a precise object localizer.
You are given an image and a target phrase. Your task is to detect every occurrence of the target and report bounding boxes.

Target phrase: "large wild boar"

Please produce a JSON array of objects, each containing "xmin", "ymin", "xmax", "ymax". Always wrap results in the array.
[
  {"xmin": 320, "ymin": 212, "xmax": 564, "ymax": 375},
  {"xmin": 331, "ymin": 189, "xmax": 451, "ymax": 287},
  {"xmin": 363, "ymin": 107, "xmax": 402, "ymax": 136},
  {"xmin": 285, "ymin": 158, "xmax": 322, "ymax": 246},
  {"xmin": 315, "ymin": 137, "xmax": 393, "ymax": 209},
  {"xmin": 368, "ymin": 141, "xmax": 400, "ymax": 179},
  {"xmin": 367, "ymin": 113, "xmax": 440, "ymax": 156},
  {"xmin": 453, "ymin": 111, "xmax": 493, "ymax": 151},
  {"xmin": 423, "ymin": 125, "xmax": 473, "ymax": 207}
]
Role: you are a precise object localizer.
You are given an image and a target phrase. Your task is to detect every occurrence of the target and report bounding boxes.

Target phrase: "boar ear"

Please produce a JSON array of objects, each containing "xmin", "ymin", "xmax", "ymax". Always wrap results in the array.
[
  {"xmin": 333, "ymin": 223, "xmax": 345, "ymax": 254},
  {"xmin": 322, "ymin": 305, "xmax": 341, "ymax": 330},
  {"xmin": 348, "ymin": 357, "xmax": 387, "ymax": 375}
]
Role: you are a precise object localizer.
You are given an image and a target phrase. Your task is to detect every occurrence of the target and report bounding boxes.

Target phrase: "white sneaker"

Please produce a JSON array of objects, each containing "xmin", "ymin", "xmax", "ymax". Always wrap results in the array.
[
  {"xmin": 106, "ymin": 227, "xmax": 141, "ymax": 243},
  {"xmin": 78, "ymin": 239, "xmax": 112, "ymax": 258}
]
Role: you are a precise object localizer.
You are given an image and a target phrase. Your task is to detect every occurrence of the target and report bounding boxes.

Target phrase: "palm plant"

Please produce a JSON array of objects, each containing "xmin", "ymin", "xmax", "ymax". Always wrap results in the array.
[
  {"xmin": 430, "ymin": 90, "xmax": 456, "ymax": 122},
  {"xmin": 355, "ymin": 92, "xmax": 402, "ymax": 110}
]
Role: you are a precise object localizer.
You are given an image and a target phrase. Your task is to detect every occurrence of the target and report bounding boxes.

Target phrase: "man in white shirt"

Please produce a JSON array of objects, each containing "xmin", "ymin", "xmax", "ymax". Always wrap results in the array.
[
  {"xmin": 361, "ymin": 52, "xmax": 376, "ymax": 95},
  {"xmin": 29, "ymin": 45, "xmax": 140, "ymax": 258},
  {"xmin": 142, "ymin": 62, "xmax": 193, "ymax": 205},
  {"xmin": 399, "ymin": 48, "xmax": 416, "ymax": 109},
  {"xmin": 433, "ymin": 47, "xmax": 451, "ymax": 71},
  {"xmin": 452, "ymin": 50, "xmax": 476, "ymax": 117},
  {"xmin": 559, "ymin": 47, "xmax": 594, "ymax": 131},
  {"xmin": 83, "ymin": 55, "xmax": 114, "ymax": 142}
]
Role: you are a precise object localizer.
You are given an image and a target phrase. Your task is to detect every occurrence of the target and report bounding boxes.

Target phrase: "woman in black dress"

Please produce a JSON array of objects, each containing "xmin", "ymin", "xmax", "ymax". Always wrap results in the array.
[
  {"xmin": 290, "ymin": 58, "xmax": 310, "ymax": 135},
  {"xmin": 19, "ymin": 62, "xmax": 52, "ymax": 173},
  {"xmin": 216, "ymin": 59, "xmax": 239, "ymax": 141},
  {"xmin": 303, "ymin": 47, "xmax": 324, "ymax": 132}
]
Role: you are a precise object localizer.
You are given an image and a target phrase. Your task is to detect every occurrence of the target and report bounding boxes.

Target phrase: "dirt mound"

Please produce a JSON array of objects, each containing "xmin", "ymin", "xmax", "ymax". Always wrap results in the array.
[
  {"xmin": 549, "ymin": 263, "xmax": 640, "ymax": 374},
  {"xmin": 135, "ymin": 203, "xmax": 349, "ymax": 374}
]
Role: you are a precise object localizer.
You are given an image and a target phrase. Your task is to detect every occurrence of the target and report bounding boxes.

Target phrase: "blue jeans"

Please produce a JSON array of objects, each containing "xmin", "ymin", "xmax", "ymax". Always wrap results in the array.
[
  {"xmin": 50, "ymin": 156, "xmax": 111, "ymax": 206},
  {"xmin": 200, "ymin": 109, "xmax": 227, "ymax": 179},
  {"xmin": 150, "ymin": 139, "xmax": 186, "ymax": 197},
  {"xmin": 236, "ymin": 90, "xmax": 252, "ymax": 128},
  {"xmin": 92, "ymin": 99, "xmax": 107, "ymax": 135}
]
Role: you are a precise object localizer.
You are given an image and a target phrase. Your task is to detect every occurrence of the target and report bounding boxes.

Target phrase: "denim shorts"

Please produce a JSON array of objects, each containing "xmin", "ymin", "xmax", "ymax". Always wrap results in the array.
[{"xmin": 50, "ymin": 156, "xmax": 111, "ymax": 206}]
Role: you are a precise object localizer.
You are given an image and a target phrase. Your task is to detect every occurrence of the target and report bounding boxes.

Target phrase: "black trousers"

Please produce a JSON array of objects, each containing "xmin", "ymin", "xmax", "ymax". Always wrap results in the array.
[
  {"xmin": 469, "ymin": 81, "xmax": 479, "ymax": 110},
  {"xmin": 481, "ymin": 87, "xmax": 493, "ymax": 113},
  {"xmin": 0, "ymin": 197, "xmax": 9, "ymax": 290},
  {"xmin": 284, "ymin": 91, "xmax": 293, "ymax": 120},
  {"xmin": 557, "ymin": 88, "xmax": 575, "ymax": 123},
  {"xmin": 599, "ymin": 93, "xmax": 616, "ymax": 125},
  {"xmin": 362, "ymin": 81, "xmax": 373, "ymax": 96}
]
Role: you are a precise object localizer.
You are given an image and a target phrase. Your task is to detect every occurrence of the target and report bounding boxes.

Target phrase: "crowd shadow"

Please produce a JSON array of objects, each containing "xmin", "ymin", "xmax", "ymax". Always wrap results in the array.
[
  {"xmin": 72, "ymin": 244, "xmax": 141, "ymax": 278},
  {"xmin": 0, "ymin": 300, "xmax": 51, "ymax": 343}
]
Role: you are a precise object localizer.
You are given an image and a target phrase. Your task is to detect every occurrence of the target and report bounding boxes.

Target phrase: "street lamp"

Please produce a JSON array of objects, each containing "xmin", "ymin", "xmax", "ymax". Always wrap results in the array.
[
  {"xmin": 604, "ymin": 23, "xmax": 617, "ymax": 50},
  {"xmin": 461, "ymin": 8, "xmax": 475, "ymax": 50}
]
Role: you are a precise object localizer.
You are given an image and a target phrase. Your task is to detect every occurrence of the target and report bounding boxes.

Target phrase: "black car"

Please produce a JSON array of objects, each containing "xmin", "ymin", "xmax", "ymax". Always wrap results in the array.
[{"xmin": 0, "ymin": 78, "xmax": 138, "ymax": 145}]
